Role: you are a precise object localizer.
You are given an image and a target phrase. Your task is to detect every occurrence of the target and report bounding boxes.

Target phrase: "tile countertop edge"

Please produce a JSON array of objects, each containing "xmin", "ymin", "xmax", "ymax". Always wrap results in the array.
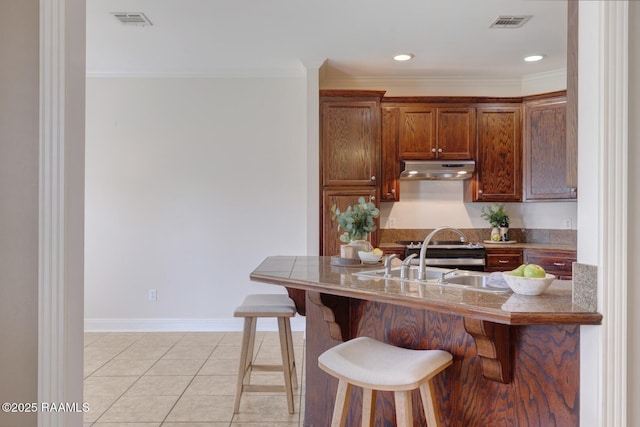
[{"xmin": 249, "ymin": 256, "xmax": 602, "ymax": 327}]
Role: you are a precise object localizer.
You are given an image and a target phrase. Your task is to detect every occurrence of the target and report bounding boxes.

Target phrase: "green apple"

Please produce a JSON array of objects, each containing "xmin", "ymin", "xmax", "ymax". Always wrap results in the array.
[
  {"xmin": 511, "ymin": 264, "xmax": 527, "ymax": 277},
  {"xmin": 523, "ymin": 264, "xmax": 546, "ymax": 278}
]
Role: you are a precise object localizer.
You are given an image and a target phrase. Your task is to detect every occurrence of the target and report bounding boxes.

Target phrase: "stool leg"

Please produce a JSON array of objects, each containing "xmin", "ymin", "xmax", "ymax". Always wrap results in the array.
[
  {"xmin": 278, "ymin": 317, "xmax": 295, "ymax": 414},
  {"xmin": 284, "ymin": 316, "xmax": 298, "ymax": 389},
  {"xmin": 419, "ymin": 380, "xmax": 441, "ymax": 426},
  {"xmin": 394, "ymin": 390, "xmax": 413, "ymax": 427},
  {"xmin": 331, "ymin": 379, "xmax": 352, "ymax": 427},
  {"xmin": 361, "ymin": 388, "xmax": 376, "ymax": 427},
  {"xmin": 234, "ymin": 316, "xmax": 256, "ymax": 413}
]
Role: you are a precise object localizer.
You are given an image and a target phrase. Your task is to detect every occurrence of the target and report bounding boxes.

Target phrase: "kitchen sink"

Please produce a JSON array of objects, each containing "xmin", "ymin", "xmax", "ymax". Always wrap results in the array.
[{"xmin": 354, "ymin": 267, "xmax": 510, "ymax": 293}]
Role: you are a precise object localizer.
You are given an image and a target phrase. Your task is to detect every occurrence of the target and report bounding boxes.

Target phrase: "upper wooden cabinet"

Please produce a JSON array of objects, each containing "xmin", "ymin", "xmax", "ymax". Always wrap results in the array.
[
  {"xmin": 397, "ymin": 105, "xmax": 475, "ymax": 160},
  {"xmin": 321, "ymin": 99, "xmax": 380, "ymax": 187},
  {"xmin": 380, "ymin": 106, "xmax": 400, "ymax": 201},
  {"xmin": 523, "ymin": 95, "xmax": 576, "ymax": 201},
  {"xmin": 466, "ymin": 105, "xmax": 522, "ymax": 202}
]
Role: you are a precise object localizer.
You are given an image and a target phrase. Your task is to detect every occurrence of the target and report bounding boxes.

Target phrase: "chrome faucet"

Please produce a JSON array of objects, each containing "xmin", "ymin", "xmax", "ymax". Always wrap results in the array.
[
  {"xmin": 439, "ymin": 268, "xmax": 460, "ymax": 283},
  {"xmin": 384, "ymin": 254, "xmax": 397, "ymax": 277},
  {"xmin": 417, "ymin": 226, "xmax": 468, "ymax": 280},
  {"xmin": 400, "ymin": 253, "xmax": 417, "ymax": 279}
]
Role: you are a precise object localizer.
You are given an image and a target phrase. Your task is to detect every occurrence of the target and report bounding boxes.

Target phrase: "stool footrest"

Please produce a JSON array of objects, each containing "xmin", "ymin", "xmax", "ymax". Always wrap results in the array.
[
  {"xmin": 251, "ymin": 364, "xmax": 285, "ymax": 372},
  {"xmin": 243, "ymin": 384, "xmax": 286, "ymax": 393}
]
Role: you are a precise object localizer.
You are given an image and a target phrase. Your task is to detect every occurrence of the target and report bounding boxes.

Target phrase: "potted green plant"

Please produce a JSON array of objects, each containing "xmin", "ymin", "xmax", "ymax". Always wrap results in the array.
[
  {"xmin": 331, "ymin": 197, "xmax": 380, "ymax": 258},
  {"xmin": 480, "ymin": 203, "xmax": 510, "ymax": 241}
]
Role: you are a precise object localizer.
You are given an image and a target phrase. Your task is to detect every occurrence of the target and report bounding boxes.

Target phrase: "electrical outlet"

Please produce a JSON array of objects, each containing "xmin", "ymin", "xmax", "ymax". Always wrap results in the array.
[
  {"xmin": 563, "ymin": 218, "xmax": 572, "ymax": 229},
  {"xmin": 388, "ymin": 217, "xmax": 396, "ymax": 228},
  {"xmin": 148, "ymin": 289, "xmax": 157, "ymax": 301}
]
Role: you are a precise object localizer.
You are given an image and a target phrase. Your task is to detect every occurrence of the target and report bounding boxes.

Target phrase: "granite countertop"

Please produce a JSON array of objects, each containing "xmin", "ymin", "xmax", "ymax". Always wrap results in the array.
[
  {"xmin": 378, "ymin": 242, "xmax": 577, "ymax": 252},
  {"xmin": 250, "ymin": 256, "xmax": 601, "ymax": 326}
]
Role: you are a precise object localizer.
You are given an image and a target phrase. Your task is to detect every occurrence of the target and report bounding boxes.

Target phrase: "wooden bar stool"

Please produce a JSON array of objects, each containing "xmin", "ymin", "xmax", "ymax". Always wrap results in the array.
[
  {"xmin": 233, "ymin": 293, "xmax": 298, "ymax": 414},
  {"xmin": 318, "ymin": 336, "xmax": 452, "ymax": 426}
]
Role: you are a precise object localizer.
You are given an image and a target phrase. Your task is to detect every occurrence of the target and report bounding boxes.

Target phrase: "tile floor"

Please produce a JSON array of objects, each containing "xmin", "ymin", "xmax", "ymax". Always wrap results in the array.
[{"xmin": 83, "ymin": 331, "xmax": 306, "ymax": 427}]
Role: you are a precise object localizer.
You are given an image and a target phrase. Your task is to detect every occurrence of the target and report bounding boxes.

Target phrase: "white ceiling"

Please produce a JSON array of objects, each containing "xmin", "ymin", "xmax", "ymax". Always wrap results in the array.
[{"xmin": 86, "ymin": 0, "xmax": 567, "ymax": 79}]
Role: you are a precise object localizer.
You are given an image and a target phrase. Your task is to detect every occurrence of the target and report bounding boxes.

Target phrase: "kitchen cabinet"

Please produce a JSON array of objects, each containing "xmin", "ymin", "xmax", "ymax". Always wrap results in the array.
[
  {"xmin": 523, "ymin": 94, "xmax": 577, "ymax": 201},
  {"xmin": 380, "ymin": 107, "xmax": 400, "ymax": 201},
  {"xmin": 321, "ymin": 98, "xmax": 380, "ymax": 187},
  {"xmin": 524, "ymin": 249, "xmax": 576, "ymax": 279},
  {"xmin": 397, "ymin": 105, "xmax": 475, "ymax": 160},
  {"xmin": 320, "ymin": 91, "xmax": 384, "ymax": 256},
  {"xmin": 321, "ymin": 189, "xmax": 378, "ymax": 258},
  {"xmin": 485, "ymin": 247, "xmax": 523, "ymax": 272},
  {"xmin": 465, "ymin": 105, "xmax": 522, "ymax": 202}
]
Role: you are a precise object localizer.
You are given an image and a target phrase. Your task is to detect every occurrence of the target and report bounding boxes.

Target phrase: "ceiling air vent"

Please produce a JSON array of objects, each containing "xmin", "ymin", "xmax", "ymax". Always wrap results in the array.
[
  {"xmin": 112, "ymin": 12, "xmax": 153, "ymax": 26},
  {"xmin": 489, "ymin": 15, "xmax": 532, "ymax": 29}
]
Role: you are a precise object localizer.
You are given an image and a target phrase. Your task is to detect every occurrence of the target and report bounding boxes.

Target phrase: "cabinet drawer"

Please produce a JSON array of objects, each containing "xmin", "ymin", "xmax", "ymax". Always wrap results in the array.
[
  {"xmin": 485, "ymin": 249, "xmax": 523, "ymax": 272},
  {"xmin": 524, "ymin": 249, "xmax": 576, "ymax": 278}
]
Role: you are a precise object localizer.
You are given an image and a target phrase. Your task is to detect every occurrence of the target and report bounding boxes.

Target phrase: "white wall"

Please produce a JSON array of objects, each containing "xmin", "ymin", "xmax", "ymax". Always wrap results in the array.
[{"xmin": 85, "ymin": 76, "xmax": 308, "ymax": 330}]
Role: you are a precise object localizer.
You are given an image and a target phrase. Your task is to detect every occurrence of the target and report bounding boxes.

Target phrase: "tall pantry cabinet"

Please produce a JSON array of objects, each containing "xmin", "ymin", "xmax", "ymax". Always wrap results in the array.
[{"xmin": 320, "ymin": 91, "xmax": 384, "ymax": 257}]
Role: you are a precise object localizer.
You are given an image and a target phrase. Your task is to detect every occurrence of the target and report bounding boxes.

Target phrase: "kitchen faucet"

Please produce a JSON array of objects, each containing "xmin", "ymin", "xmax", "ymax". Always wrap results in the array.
[
  {"xmin": 383, "ymin": 254, "xmax": 397, "ymax": 277},
  {"xmin": 400, "ymin": 253, "xmax": 417, "ymax": 279},
  {"xmin": 417, "ymin": 226, "xmax": 468, "ymax": 280}
]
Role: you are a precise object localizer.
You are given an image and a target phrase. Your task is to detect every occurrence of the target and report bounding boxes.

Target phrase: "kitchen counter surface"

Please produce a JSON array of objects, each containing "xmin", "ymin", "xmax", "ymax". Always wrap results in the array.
[
  {"xmin": 378, "ymin": 241, "xmax": 577, "ymax": 251},
  {"xmin": 250, "ymin": 256, "xmax": 601, "ymax": 326}
]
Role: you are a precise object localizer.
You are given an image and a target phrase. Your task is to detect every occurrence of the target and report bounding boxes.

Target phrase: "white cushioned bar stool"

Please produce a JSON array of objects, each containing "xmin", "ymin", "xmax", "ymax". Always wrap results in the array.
[
  {"xmin": 233, "ymin": 293, "xmax": 298, "ymax": 414},
  {"xmin": 318, "ymin": 336, "xmax": 452, "ymax": 427}
]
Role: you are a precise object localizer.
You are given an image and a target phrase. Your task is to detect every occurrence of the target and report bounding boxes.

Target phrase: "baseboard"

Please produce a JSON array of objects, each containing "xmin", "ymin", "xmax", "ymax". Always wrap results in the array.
[{"xmin": 84, "ymin": 316, "xmax": 306, "ymax": 332}]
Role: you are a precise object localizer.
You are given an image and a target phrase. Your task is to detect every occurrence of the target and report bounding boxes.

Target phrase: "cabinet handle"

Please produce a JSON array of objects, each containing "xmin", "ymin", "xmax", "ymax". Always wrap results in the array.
[
  {"xmin": 370, "ymin": 196, "xmax": 376, "ymax": 202},
  {"xmin": 438, "ymin": 148, "xmax": 443, "ymax": 153},
  {"xmin": 371, "ymin": 176, "xmax": 376, "ymax": 182},
  {"xmin": 553, "ymin": 262, "xmax": 566, "ymax": 266},
  {"xmin": 431, "ymin": 148, "xmax": 436, "ymax": 153},
  {"xmin": 478, "ymin": 189, "xmax": 483, "ymax": 194},
  {"xmin": 390, "ymin": 189, "xmax": 396, "ymax": 194},
  {"xmin": 498, "ymin": 259, "xmax": 509, "ymax": 264}
]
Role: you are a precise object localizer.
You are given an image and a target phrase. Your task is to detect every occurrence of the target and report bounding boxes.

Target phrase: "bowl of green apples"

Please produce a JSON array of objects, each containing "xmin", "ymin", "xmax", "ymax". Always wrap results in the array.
[{"xmin": 502, "ymin": 264, "xmax": 556, "ymax": 296}]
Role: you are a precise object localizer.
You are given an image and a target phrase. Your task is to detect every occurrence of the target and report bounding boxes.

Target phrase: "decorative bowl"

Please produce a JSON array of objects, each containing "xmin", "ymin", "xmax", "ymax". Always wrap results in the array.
[
  {"xmin": 358, "ymin": 251, "xmax": 383, "ymax": 264},
  {"xmin": 501, "ymin": 272, "xmax": 556, "ymax": 296}
]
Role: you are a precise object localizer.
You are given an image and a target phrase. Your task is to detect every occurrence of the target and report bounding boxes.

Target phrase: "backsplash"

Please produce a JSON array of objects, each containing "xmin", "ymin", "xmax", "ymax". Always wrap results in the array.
[{"xmin": 379, "ymin": 228, "xmax": 577, "ymax": 247}]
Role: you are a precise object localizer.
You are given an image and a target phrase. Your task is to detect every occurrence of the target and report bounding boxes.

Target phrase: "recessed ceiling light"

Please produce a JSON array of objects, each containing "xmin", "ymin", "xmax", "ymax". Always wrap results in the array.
[
  {"xmin": 394, "ymin": 54, "xmax": 414, "ymax": 62},
  {"xmin": 524, "ymin": 54, "xmax": 545, "ymax": 62}
]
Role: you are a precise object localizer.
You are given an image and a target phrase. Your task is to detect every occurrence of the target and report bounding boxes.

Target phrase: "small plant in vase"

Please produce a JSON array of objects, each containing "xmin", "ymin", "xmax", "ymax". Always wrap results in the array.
[
  {"xmin": 331, "ymin": 197, "xmax": 380, "ymax": 258},
  {"xmin": 481, "ymin": 203, "xmax": 510, "ymax": 242}
]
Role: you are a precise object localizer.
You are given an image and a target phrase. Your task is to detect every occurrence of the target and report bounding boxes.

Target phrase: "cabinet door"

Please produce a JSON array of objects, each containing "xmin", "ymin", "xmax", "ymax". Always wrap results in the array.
[
  {"xmin": 470, "ymin": 106, "xmax": 522, "ymax": 202},
  {"xmin": 524, "ymin": 249, "xmax": 576, "ymax": 279},
  {"xmin": 523, "ymin": 97, "xmax": 576, "ymax": 201},
  {"xmin": 321, "ymin": 101, "xmax": 379, "ymax": 187},
  {"xmin": 321, "ymin": 189, "xmax": 378, "ymax": 257},
  {"xmin": 380, "ymin": 107, "xmax": 400, "ymax": 201},
  {"xmin": 437, "ymin": 107, "xmax": 475, "ymax": 159},
  {"xmin": 398, "ymin": 107, "xmax": 436, "ymax": 159}
]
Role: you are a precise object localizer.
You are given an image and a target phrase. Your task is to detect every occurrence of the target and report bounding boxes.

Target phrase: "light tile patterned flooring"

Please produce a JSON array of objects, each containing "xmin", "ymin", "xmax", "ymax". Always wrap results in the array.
[{"xmin": 83, "ymin": 331, "xmax": 306, "ymax": 427}]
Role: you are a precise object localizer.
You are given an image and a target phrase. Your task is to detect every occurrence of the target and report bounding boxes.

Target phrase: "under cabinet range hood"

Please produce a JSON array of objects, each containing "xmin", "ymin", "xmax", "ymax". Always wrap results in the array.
[{"xmin": 399, "ymin": 160, "xmax": 475, "ymax": 180}]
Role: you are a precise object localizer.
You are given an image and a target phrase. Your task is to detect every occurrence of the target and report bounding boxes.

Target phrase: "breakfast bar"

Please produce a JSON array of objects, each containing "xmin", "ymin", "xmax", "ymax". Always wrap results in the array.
[{"xmin": 250, "ymin": 256, "xmax": 602, "ymax": 426}]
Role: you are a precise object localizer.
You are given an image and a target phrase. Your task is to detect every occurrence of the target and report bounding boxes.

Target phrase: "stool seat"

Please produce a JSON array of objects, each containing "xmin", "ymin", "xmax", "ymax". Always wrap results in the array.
[
  {"xmin": 319, "ymin": 336, "xmax": 452, "ymax": 389},
  {"xmin": 233, "ymin": 293, "xmax": 298, "ymax": 414},
  {"xmin": 233, "ymin": 293, "xmax": 296, "ymax": 318},
  {"xmin": 319, "ymin": 336, "xmax": 452, "ymax": 427}
]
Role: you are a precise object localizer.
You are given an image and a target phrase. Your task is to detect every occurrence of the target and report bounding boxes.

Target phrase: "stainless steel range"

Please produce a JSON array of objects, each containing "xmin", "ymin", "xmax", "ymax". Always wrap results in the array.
[{"xmin": 398, "ymin": 240, "xmax": 486, "ymax": 271}]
